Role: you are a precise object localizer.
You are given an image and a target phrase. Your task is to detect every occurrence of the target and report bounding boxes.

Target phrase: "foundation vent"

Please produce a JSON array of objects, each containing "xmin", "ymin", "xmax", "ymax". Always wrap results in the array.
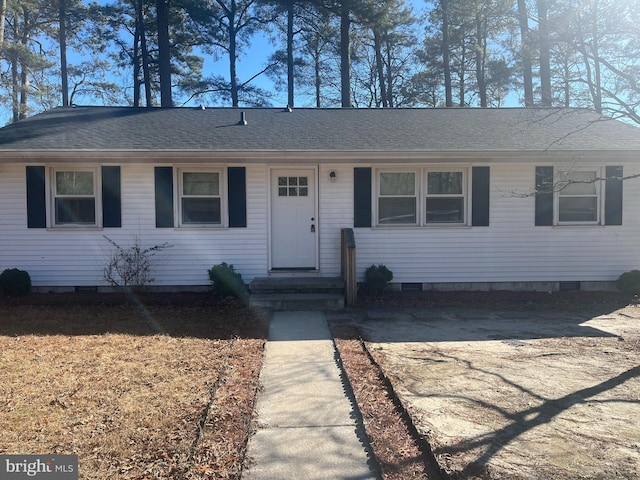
[
  {"xmin": 401, "ymin": 283, "xmax": 423, "ymax": 292},
  {"xmin": 559, "ymin": 281, "xmax": 581, "ymax": 292}
]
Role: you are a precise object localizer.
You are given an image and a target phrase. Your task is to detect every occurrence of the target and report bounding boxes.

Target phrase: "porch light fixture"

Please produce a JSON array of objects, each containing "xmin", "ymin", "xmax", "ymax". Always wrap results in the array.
[{"xmin": 329, "ymin": 171, "xmax": 337, "ymax": 183}]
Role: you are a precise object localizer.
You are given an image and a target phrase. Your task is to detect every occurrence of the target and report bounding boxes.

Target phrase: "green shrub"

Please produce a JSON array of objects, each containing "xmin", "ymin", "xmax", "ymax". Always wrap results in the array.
[
  {"xmin": 363, "ymin": 264, "xmax": 393, "ymax": 294},
  {"xmin": 208, "ymin": 263, "xmax": 247, "ymax": 299},
  {"xmin": 616, "ymin": 270, "xmax": 640, "ymax": 295},
  {"xmin": 0, "ymin": 268, "xmax": 32, "ymax": 295}
]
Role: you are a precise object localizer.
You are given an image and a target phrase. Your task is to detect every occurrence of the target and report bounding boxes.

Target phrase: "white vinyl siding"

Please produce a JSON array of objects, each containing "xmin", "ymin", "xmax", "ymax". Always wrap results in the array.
[
  {"xmin": 1, "ymin": 160, "xmax": 639, "ymax": 289},
  {"xmin": 354, "ymin": 162, "xmax": 640, "ymax": 284}
]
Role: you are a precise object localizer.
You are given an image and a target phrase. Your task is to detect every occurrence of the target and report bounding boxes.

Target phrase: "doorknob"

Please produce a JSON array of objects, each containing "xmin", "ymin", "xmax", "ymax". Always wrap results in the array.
[{"xmin": 310, "ymin": 224, "xmax": 315, "ymax": 233}]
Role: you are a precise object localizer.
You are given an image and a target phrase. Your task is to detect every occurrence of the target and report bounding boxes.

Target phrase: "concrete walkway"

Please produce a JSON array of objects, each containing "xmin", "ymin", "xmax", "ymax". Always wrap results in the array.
[{"xmin": 242, "ymin": 311, "xmax": 379, "ymax": 480}]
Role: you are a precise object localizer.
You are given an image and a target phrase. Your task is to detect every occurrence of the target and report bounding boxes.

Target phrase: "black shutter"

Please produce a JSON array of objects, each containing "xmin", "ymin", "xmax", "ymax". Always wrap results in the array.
[
  {"xmin": 26, "ymin": 166, "xmax": 46, "ymax": 228},
  {"xmin": 605, "ymin": 166, "xmax": 623, "ymax": 225},
  {"xmin": 354, "ymin": 167, "xmax": 372, "ymax": 227},
  {"xmin": 228, "ymin": 167, "xmax": 247, "ymax": 228},
  {"xmin": 154, "ymin": 167, "xmax": 174, "ymax": 228},
  {"xmin": 535, "ymin": 166, "xmax": 554, "ymax": 226},
  {"xmin": 471, "ymin": 167, "xmax": 490, "ymax": 226},
  {"xmin": 102, "ymin": 166, "xmax": 121, "ymax": 228}
]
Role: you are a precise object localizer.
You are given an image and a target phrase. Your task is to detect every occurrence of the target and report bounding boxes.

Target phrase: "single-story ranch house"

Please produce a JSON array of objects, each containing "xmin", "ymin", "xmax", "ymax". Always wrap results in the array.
[{"xmin": 0, "ymin": 106, "xmax": 639, "ymax": 292}]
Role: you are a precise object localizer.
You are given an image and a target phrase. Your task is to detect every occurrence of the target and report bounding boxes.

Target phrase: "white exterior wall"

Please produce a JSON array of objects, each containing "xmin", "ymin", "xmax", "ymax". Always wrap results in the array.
[
  {"xmin": 0, "ymin": 163, "xmax": 269, "ymax": 288},
  {"xmin": 2, "ymin": 160, "xmax": 639, "ymax": 289},
  {"xmin": 352, "ymin": 162, "xmax": 640, "ymax": 284}
]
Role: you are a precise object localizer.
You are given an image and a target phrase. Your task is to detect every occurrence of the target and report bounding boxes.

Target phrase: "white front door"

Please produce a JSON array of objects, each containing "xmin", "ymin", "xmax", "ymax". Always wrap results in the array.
[{"xmin": 270, "ymin": 168, "xmax": 318, "ymax": 269}]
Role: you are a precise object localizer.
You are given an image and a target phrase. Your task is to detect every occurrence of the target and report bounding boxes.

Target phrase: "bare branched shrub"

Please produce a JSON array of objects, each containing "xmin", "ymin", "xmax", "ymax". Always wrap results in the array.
[{"xmin": 102, "ymin": 236, "xmax": 172, "ymax": 289}]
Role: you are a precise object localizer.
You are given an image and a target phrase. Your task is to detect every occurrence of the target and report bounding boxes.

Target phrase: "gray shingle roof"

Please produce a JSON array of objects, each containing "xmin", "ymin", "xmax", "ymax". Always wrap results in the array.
[{"xmin": 0, "ymin": 106, "xmax": 638, "ymax": 153}]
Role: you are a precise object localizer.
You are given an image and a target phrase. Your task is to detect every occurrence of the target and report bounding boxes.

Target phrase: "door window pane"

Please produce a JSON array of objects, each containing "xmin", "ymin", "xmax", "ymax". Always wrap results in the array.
[{"xmin": 278, "ymin": 176, "xmax": 309, "ymax": 196}]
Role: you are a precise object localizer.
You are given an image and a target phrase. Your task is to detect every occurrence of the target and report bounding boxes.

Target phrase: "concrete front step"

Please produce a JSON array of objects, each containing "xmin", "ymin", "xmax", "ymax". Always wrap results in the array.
[
  {"xmin": 250, "ymin": 276, "xmax": 345, "ymax": 294},
  {"xmin": 249, "ymin": 293, "xmax": 345, "ymax": 311}
]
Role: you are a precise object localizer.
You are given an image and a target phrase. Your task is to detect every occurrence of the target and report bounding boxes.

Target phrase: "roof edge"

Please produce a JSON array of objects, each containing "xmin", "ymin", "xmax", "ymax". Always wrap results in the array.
[{"xmin": 1, "ymin": 149, "xmax": 638, "ymax": 164}]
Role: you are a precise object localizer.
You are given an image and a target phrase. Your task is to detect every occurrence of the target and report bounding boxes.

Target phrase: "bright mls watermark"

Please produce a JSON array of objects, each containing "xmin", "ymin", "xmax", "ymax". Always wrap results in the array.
[{"xmin": 1, "ymin": 455, "xmax": 77, "ymax": 479}]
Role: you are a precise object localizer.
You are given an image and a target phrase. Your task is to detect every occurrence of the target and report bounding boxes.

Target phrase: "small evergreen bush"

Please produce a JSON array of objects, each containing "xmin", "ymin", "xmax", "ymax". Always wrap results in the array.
[
  {"xmin": 363, "ymin": 264, "xmax": 393, "ymax": 294},
  {"xmin": 0, "ymin": 268, "xmax": 32, "ymax": 295},
  {"xmin": 208, "ymin": 263, "xmax": 247, "ymax": 299},
  {"xmin": 616, "ymin": 270, "xmax": 640, "ymax": 295}
]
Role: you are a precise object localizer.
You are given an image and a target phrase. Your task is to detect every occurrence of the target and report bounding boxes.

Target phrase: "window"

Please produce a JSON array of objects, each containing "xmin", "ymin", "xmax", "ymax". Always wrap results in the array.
[
  {"xmin": 377, "ymin": 172, "xmax": 417, "ymax": 225},
  {"xmin": 426, "ymin": 171, "xmax": 465, "ymax": 223},
  {"xmin": 374, "ymin": 168, "xmax": 471, "ymax": 227},
  {"xmin": 557, "ymin": 170, "xmax": 599, "ymax": 223},
  {"xmin": 52, "ymin": 168, "xmax": 97, "ymax": 226},
  {"xmin": 180, "ymin": 170, "xmax": 222, "ymax": 225}
]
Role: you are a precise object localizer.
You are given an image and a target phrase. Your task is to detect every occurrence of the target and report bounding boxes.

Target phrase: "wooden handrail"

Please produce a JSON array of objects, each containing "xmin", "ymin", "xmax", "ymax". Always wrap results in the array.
[{"xmin": 341, "ymin": 228, "xmax": 357, "ymax": 307}]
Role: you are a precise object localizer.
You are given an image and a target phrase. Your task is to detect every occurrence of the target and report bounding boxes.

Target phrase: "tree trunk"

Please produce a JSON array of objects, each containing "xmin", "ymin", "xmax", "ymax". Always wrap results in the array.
[
  {"xmin": 11, "ymin": 53, "xmax": 19, "ymax": 122},
  {"xmin": 591, "ymin": 0, "xmax": 602, "ymax": 113},
  {"xmin": 538, "ymin": 0, "xmax": 552, "ymax": 106},
  {"xmin": 441, "ymin": 0, "xmax": 452, "ymax": 107},
  {"xmin": 139, "ymin": 0, "xmax": 152, "ymax": 106},
  {"xmin": 475, "ymin": 10, "xmax": 486, "ymax": 107},
  {"xmin": 133, "ymin": 9, "xmax": 141, "ymax": 107},
  {"xmin": 156, "ymin": 0, "xmax": 172, "ymax": 107},
  {"xmin": 373, "ymin": 29, "xmax": 387, "ymax": 107},
  {"xmin": 340, "ymin": 0, "xmax": 351, "ymax": 108},
  {"xmin": 59, "ymin": 0, "xmax": 69, "ymax": 107},
  {"xmin": 229, "ymin": 1, "xmax": 239, "ymax": 107},
  {"xmin": 17, "ymin": 6, "xmax": 30, "ymax": 121},
  {"xmin": 313, "ymin": 38, "xmax": 321, "ymax": 108},
  {"xmin": 0, "ymin": 0, "xmax": 7, "ymax": 46},
  {"xmin": 517, "ymin": 0, "xmax": 533, "ymax": 106},
  {"xmin": 385, "ymin": 34, "xmax": 394, "ymax": 107},
  {"xmin": 459, "ymin": 42, "xmax": 467, "ymax": 107},
  {"xmin": 287, "ymin": 0, "xmax": 294, "ymax": 107},
  {"xmin": 20, "ymin": 65, "xmax": 29, "ymax": 120}
]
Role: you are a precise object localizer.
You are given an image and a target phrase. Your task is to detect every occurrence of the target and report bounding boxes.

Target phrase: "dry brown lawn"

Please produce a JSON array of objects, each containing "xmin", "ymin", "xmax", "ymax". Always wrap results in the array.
[{"xmin": 0, "ymin": 293, "xmax": 267, "ymax": 480}]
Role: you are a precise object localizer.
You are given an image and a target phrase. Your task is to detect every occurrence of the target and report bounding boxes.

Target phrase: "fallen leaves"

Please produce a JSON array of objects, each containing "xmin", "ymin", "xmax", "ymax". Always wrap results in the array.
[{"xmin": 0, "ymin": 294, "xmax": 266, "ymax": 480}]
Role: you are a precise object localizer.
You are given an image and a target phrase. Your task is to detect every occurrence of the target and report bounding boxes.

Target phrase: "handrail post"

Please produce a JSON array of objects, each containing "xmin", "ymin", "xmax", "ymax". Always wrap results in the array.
[{"xmin": 341, "ymin": 228, "xmax": 357, "ymax": 307}]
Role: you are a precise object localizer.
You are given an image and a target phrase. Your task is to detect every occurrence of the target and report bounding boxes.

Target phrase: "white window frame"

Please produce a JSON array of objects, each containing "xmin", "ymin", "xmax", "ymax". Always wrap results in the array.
[
  {"xmin": 49, "ymin": 166, "xmax": 100, "ymax": 228},
  {"xmin": 555, "ymin": 168, "xmax": 602, "ymax": 225},
  {"xmin": 374, "ymin": 167, "xmax": 470, "ymax": 227},
  {"xmin": 178, "ymin": 168, "xmax": 226, "ymax": 227},
  {"xmin": 375, "ymin": 169, "xmax": 419, "ymax": 226},
  {"xmin": 425, "ymin": 169, "xmax": 467, "ymax": 225}
]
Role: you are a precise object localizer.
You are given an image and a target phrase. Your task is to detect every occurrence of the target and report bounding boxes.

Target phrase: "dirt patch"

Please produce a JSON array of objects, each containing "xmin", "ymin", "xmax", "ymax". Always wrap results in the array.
[
  {"xmin": 349, "ymin": 305, "xmax": 640, "ymax": 480},
  {"xmin": 0, "ymin": 292, "xmax": 267, "ymax": 479}
]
